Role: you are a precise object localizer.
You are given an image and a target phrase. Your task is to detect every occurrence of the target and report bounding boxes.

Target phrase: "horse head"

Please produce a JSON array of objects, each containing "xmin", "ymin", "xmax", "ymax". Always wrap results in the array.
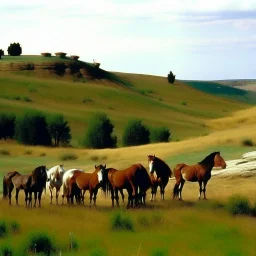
[
  {"xmin": 214, "ymin": 151, "xmax": 227, "ymax": 169},
  {"xmin": 94, "ymin": 164, "xmax": 106, "ymax": 186},
  {"xmin": 57, "ymin": 164, "xmax": 65, "ymax": 179},
  {"xmin": 32, "ymin": 165, "xmax": 48, "ymax": 186},
  {"xmin": 147, "ymin": 154, "xmax": 156, "ymax": 174}
]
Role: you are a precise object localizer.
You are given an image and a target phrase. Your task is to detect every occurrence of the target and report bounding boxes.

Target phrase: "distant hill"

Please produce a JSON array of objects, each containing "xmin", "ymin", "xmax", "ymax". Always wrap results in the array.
[
  {"xmin": 215, "ymin": 79, "xmax": 256, "ymax": 92},
  {"xmin": 182, "ymin": 80, "xmax": 256, "ymax": 105}
]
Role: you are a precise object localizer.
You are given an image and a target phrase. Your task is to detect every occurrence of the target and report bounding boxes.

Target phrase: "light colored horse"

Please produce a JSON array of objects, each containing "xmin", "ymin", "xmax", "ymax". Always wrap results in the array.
[
  {"xmin": 61, "ymin": 168, "xmax": 84, "ymax": 204},
  {"xmin": 47, "ymin": 165, "xmax": 65, "ymax": 204}
]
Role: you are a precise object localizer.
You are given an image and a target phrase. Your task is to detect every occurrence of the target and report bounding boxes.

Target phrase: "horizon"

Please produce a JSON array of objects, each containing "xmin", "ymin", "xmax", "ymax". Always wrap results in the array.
[{"xmin": 1, "ymin": 0, "xmax": 256, "ymax": 80}]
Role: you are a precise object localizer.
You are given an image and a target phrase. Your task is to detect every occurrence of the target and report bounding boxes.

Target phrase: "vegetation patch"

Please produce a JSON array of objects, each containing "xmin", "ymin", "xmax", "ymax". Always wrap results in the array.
[
  {"xmin": 0, "ymin": 220, "xmax": 8, "ymax": 238},
  {"xmin": 24, "ymin": 150, "xmax": 32, "ymax": 155},
  {"xmin": 110, "ymin": 212, "xmax": 134, "ymax": 232},
  {"xmin": 0, "ymin": 149, "xmax": 10, "ymax": 156},
  {"xmin": 151, "ymin": 248, "xmax": 169, "ymax": 256},
  {"xmin": 59, "ymin": 153, "xmax": 78, "ymax": 161},
  {"xmin": 9, "ymin": 220, "xmax": 20, "ymax": 234},
  {"xmin": 227, "ymin": 195, "xmax": 252, "ymax": 216},
  {"xmin": 241, "ymin": 138, "xmax": 254, "ymax": 147},
  {"xmin": 0, "ymin": 245, "xmax": 13, "ymax": 256}
]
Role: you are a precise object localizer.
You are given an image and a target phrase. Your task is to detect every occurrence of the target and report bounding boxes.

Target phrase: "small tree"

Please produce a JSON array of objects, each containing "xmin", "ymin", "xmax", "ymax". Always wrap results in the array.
[
  {"xmin": 47, "ymin": 114, "xmax": 71, "ymax": 146},
  {"xmin": 15, "ymin": 111, "xmax": 51, "ymax": 146},
  {"xmin": 7, "ymin": 42, "xmax": 22, "ymax": 56},
  {"xmin": 167, "ymin": 71, "xmax": 175, "ymax": 84},
  {"xmin": 82, "ymin": 112, "xmax": 117, "ymax": 149},
  {"xmin": 150, "ymin": 126, "xmax": 170, "ymax": 143},
  {"xmin": 122, "ymin": 119, "xmax": 150, "ymax": 146},
  {"xmin": 0, "ymin": 49, "xmax": 4, "ymax": 59},
  {"xmin": 0, "ymin": 113, "xmax": 16, "ymax": 140}
]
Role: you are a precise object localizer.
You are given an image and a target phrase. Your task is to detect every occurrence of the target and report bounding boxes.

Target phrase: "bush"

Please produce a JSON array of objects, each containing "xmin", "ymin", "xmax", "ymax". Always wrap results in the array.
[
  {"xmin": 227, "ymin": 195, "xmax": 251, "ymax": 216},
  {"xmin": 41, "ymin": 53, "xmax": 51, "ymax": 57},
  {"xmin": 82, "ymin": 112, "xmax": 117, "ymax": 149},
  {"xmin": 151, "ymin": 248, "xmax": 168, "ymax": 256},
  {"xmin": 167, "ymin": 71, "xmax": 175, "ymax": 84},
  {"xmin": 15, "ymin": 111, "xmax": 51, "ymax": 146},
  {"xmin": 47, "ymin": 114, "xmax": 71, "ymax": 146},
  {"xmin": 0, "ymin": 49, "xmax": 4, "ymax": 59},
  {"xmin": 110, "ymin": 212, "xmax": 134, "ymax": 232},
  {"xmin": 242, "ymin": 139, "xmax": 254, "ymax": 147},
  {"xmin": 0, "ymin": 113, "xmax": 16, "ymax": 140},
  {"xmin": 0, "ymin": 221, "xmax": 8, "ymax": 238},
  {"xmin": 1, "ymin": 245, "xmax": 13, "ymax": 256},
  {"xmin": 10, "ymin": 221, "xmax": 20, "ymax": 234},
  {"xmin": 55, "ymin": 52, "xmax": 67, "ymax": 58},
  {"xmin": 122, "ymin": 119, "xmax": 150, "ymax": 146},
  {"xmin": 26, "ymin": 232, "xmax": 56, "ymax": 255},
  {"xmin": 0, "ymin": 149, "xmax": 10, "ymax": 156},
  {"xmin": 70, "ymin": 55, "xmax": 79, "ymax": 60},
  {"xmin": 150, "ymin": 126, "xmax": 170, "ymax": 143},
  {"xmin": 7, "ymin": 42, "xmax": 22, "ymax": 56},
  {"xmin": 59, "ymin": 153, "xmax": 78, "ymax": 161},
  {"xmin": 69, "ymin": 232, "xmax": 79, "ymax": 251}
]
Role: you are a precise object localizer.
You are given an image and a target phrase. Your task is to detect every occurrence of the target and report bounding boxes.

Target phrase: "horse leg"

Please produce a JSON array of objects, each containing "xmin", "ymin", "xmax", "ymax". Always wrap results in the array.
[
  {"xmin": 114, "ymin": 188, "xmax": 120, "ymax": 207},
  {"xmin": 8, "ymin": 183, "xmax": 14, "ymax": 205},
  {"xmin": 28, "ymin": 192, "xmax": 32, "ymax": 208},
  {"xmin": 89, "ymin": 190, "xmax": 93, "ymax": 207},
  {"xmin": 38, "ymin": 191, "xmax": 43, "ymax": 207},
  {"xmin": 93, "ymin": 190, "xmax": 98, "ymax": 206},
  {"xmin": 198, "ymin": 181, "xmax": 203, "ymax": 200},
  {"xmin": 120, "ymin": 189, "xmax": 125, "ymax": 203},
  {"xmin": 203, "ymin": 180, "xmax": 208, "ymax": 200},
  {"xmin": 34, "ymin": 192, "xmax": 38, "ymax": 207},
  {"xmin": 179, "ymin": 180, "xmax": 185, "ymax": 200},
  {"xmin": 49, "ymin": 185, "xmax": 53, "ymax": 204},
  {"xmin": 15, "ymin": 188, "xmax": 20, "ymax": 206}
]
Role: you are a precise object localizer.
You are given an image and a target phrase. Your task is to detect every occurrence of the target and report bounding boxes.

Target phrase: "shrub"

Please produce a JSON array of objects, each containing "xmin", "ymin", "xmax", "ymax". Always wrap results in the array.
[
  {"xmin": 251, "ymin": 202, "xmax": 256, "ymax": 217},
  {"xmin": 181, "ymin": 101, "xmax": 187, "ymax": 106},
  {"xmin": 26, "ymin": 232, "xmax": 56, "ymax": 255},
  {"xmin": 242, "ymin": 139, "xmax": 254, "ymax": 147},
  {"xmin": 0, "ymin": 221, "xmax": 8, "ymax": 238},
  {"xmin": 15, "ymin": 110, "xmax": 51, "ymax": 146},
  {"xmin": 137, "ymin": 216, "xmax": 150, "ymax": 228},
  {"xmin": 59, "ymin": 153, "xmax": 78, "ymax": 161},
  {"xmin": 23, "ymin": 96, "xmax": 32, "ymax": 102},
  {"xmin": 0, "ymin": 149, "xmax": 10, "ymax": 156},
  {"xmin": 0, "ymin": 113, "xmax": 16, "ymax": 140},
  {"xmin": 150, "ymin": 126, "xmax": 170, "ymax": 143},
  {"xmin": 110, "ymin": 212, "xmax": 134, "ymax": 232},
  {"xmin": 151, "ymin": 248, "xmax": 168, "ymax": 256},
  {"xmin": 47, "ymin": 114, "xmax": 71, "ymax": 146},
  {"xmin": 1, "ymin": 245, "xmax": 13, "ymax": 256},
  {"xmin": 0, "ymin": 49, "xmax": 4, "ymax": 59},
  {"xmin": 167, "ymin": 71, "xmax": 175, "ymax": 84},
  {"xmin": 69, "ymin": 232, "xmax": 79, "ymax": 251},
  {"xmin": 55, "ymin": 52, "xmax": 67, "ymax": 58},
  {"xmin": 7, "ymin": 42, "xmax": 22, "ymax": 56},
  {"xmin": 40, "ymin": 152, "xmax": 46, "ymax": 157},
  {"xmin": 122, "ymin": 119, "xmax": 150, "ymax": 146},
  {"xmin": 10, "ymin": 221, "xmax": 20, "ymax": 234},
  {"xmin": 24, "ymin": 150, "xmax": 32, "ymax": 155},
  {"xmin": 82, "ymin": 97, "xmax": 93, "ymax": 104},
  {"xmin": 227, "ymin": 195, "xmax": 251, "ymax": 216},
  {"xmin": 70, "ymin": 55, "xmax": 79, "ymax": 60},
  {"xmin": 82, "ymin": 112, "xmax": 117, "ymax": 149}
]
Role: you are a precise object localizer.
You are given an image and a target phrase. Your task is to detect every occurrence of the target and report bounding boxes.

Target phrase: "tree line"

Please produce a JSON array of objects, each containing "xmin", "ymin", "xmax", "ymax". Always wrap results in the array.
[{"xmin": 0, "ymin": 111, "xmax": 171, "ymax": 148}]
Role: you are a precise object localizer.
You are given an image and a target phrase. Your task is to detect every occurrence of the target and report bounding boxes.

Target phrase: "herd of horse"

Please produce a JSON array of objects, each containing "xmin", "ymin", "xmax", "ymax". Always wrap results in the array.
[{"xmin": 2, "ymin": 151, "xmax": 226, "ymax": 208}]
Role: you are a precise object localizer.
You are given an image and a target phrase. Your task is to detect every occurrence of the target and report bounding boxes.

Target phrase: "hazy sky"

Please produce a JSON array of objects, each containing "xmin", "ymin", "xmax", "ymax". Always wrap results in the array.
[{"xmin": 1, "ymin": 0, "xmax": 256, "ymax": 80}]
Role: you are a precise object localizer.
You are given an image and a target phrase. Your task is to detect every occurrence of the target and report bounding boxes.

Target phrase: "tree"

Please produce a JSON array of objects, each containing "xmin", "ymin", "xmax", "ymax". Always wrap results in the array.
[
  {"xmin": 47, "ymin": 114, "xmax": 71, "ymax": 146},
  {"xmin": 0, "ymin": 113, "xmax": 16, "ymax": 140},
  {"xmin": 122, "ymin": 119, "xmax": 150, "ymax": 146},
  {"xmin": 7, "ymin": 42, "xmax": 22, "ymax": 56},
  {"xmin": 0, "ymin": 49, "xmax": 4, "ymax": 59},
  {"xmin": 15, "ymin": 111, "xmax": 51, "ymax": 146},
  {"xmin": 82, "ymin": 112, "xmax": 117, "ymax": 149},
  {"xmin": 167, "ymin": 71, "xmax": 175, "ymax": 84},
  {"xmin": 150, "ymin": 126, "xmax": 171, "ymax": 143}
]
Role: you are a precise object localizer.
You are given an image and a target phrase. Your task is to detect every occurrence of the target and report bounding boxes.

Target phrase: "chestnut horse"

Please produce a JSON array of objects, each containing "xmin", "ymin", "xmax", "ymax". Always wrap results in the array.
[
  {"xmin": 3, "ymin": 166, "xmax": 48, "ymax": 207},
  {"xmin": 147, "ymin": 155, "xmax": 172, "ymax": 201},
  {"xmin": 73, "ymin": 164, "xmax": 106, "ymax": 206},
  {"xmin": 102, "ymin": 164, "xmax": 152, "ymax": 208},
  {"xmin": 173, "ymin": 151, "xmax": 226, "ymax": 200}
]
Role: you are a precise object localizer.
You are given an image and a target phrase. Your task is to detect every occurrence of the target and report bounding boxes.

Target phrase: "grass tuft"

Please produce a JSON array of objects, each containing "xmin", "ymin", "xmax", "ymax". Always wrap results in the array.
[
  {"xmin": 0, "ymin": 220, "xmax": 8, "ymax": 238},
  {"xmin": 110, "ymin": 212, "xmax": 134, "ymax": 232},
  {"xmin": 59, "ymin": 153, "xmax": 78, "ymax": 161},
  {"xmin": 10, "ymin": 220, "xmax": 20, "ymax": 234},
  {"xmin": 226, "ymin": 195, "xmax": 251, "ymax": 216},
  {"xmin": 0, "ymin": 245, "xmax": 13, "ymax": 256},
  {"xmin": 241, "ymin": 138, "xmax": 254, "ymax": 147},
  {"xmin": 0, "ymin": 149, "xmax": 10, "ymax": 156}
]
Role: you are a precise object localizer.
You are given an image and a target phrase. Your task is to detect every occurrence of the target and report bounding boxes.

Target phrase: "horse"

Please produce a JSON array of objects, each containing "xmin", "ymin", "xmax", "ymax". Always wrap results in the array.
[
  {"xmin": 5, "ymin": 166, "xmax": 48, "ymax": 207},
  {"xmin": 172, "ymin": 151, "xmax": 226, "ymax": 201},
  {"xmin": 73, "ymin": 164, "xmax": 106, "ymax": 206},
  {"xmin": 62, "ymin": 168, "xmax": 84, "ymax": 204},
  {"xmin": 147, "ymin": 155, "xmax": 172, "ymax": 201},
  {"xmin": 102, "ymin": 164, "xmax": 152, "ymax": 208},
  {"xmin": 2, "ymin": 171, "xmax": 21, "ymax": 205},
  {"xmin": 47, "ymin": 164, "xmax": 65, "ymax": 204}
]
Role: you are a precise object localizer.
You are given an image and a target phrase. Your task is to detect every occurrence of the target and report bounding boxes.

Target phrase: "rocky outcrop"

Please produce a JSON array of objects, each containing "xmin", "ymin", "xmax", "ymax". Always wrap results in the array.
[{"xmin": 212, "ymin": 151, "xmax": 256, "ymax": 178}]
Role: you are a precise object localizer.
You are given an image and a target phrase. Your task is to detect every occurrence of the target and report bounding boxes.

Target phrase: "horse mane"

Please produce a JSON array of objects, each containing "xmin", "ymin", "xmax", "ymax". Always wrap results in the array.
[
  {"xmin": 154, "ymin": 157, "xmax": 172, "ymax": 177},
  {"xmin": 198, "ymin": 152, "xmax": 220, "ymax": 166}
]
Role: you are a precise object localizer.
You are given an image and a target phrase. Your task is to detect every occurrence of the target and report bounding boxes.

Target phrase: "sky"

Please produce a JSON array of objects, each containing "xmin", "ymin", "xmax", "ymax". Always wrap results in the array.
[{"xmin": 1, "ymin": 0, "xmax": 256, "ymax": 80}]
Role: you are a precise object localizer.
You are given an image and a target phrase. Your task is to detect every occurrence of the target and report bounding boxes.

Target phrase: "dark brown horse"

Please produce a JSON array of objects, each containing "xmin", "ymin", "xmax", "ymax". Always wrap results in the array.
[
  {"xmin": 173, "ymin": 151, "xmax": 226, "ymax": 200},
  {"xmin": 74, "ymin": 164, "xmax": 106, "ymax": 206},
  {"xmin": 147, "ymin": 155, "xmax": 172, "ymax": 201},
  {"xmin": 102, "ymin": 164, "xmax": 152, "ymax": 208},
  {"xmin": 3, "ymin": 166, "xmax": 47, "ymax": 207}
]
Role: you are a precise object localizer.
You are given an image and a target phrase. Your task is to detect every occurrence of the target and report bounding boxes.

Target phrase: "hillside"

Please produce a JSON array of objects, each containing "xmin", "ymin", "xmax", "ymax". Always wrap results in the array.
[
  {"xmin": 182, "ymin": 80, "xmax": 256, "ymax": 104},
  {"xmin": 0, "ymin": 56, "xmax": 253, "ymax": 146},
  {"xmin": 216, "ymin": 79, "xmax": 256, "ymax": 92}
]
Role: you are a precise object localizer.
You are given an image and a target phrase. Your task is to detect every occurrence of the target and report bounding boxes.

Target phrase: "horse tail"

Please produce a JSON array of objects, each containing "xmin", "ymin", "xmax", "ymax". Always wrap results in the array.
[
  {"xmin": 2, "ymin": 177, "xmax": 8, "ymax": 199},
  {"xmin": 174, "ymin": 163, "xmax": 186, "ymax": 176},
  {"xmin": 172, "ymin": 183, "xmax": 179, "ymax": 199}
]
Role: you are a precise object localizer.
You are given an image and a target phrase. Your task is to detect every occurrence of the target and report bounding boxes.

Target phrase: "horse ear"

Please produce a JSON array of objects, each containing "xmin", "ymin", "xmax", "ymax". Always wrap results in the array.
[
  {"xmin": 104, "ymin": 164, "xmax": 106, "ymax": 168},
  {"xmin": 95, "ymin": 165, "xmax": 97, "ymax": 169},
  {"xmin": 153, "ymin": 154, "xmax": 155, "ymax": 157}
]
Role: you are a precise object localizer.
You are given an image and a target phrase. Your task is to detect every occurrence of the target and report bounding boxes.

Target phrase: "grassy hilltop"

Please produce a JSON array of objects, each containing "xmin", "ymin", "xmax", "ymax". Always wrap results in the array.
[{"xmin": 0, "ymin": 55, "xmax": 251, "ymax": 146}]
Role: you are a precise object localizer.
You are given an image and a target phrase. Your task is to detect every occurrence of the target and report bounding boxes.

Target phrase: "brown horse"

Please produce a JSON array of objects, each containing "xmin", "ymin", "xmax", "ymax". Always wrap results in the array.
[
  {"xmin": 147, "ymin": 155, "xmax": 172, "ymax": 201},
  {"xmin": 172, "ymin": 151, "xmax": 226, "ymax": 200},
  {"xmin": 102, "ymin": 164, "xmax": 152, "ymax": 208},
  {"xmin": 74, "ymin": 164, "xmax": 106, "ymax": 206},
  {"xmin": 3, "ymin": 166, "xmax": 48, "ymax": 207}
]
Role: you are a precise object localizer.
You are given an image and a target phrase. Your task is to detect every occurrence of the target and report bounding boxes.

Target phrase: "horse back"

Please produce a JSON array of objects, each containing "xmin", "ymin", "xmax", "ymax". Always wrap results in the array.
[
  {"xmin": 4, "ymin": 171, "xmax": 20, "ymax": 182},
  {"xmin": 75, "ymin": 172, "xmax": 92, "ymax": 190},
  {"xmin": 12, "ymin": 174, "xmax": 31, "ymax": 189}
]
